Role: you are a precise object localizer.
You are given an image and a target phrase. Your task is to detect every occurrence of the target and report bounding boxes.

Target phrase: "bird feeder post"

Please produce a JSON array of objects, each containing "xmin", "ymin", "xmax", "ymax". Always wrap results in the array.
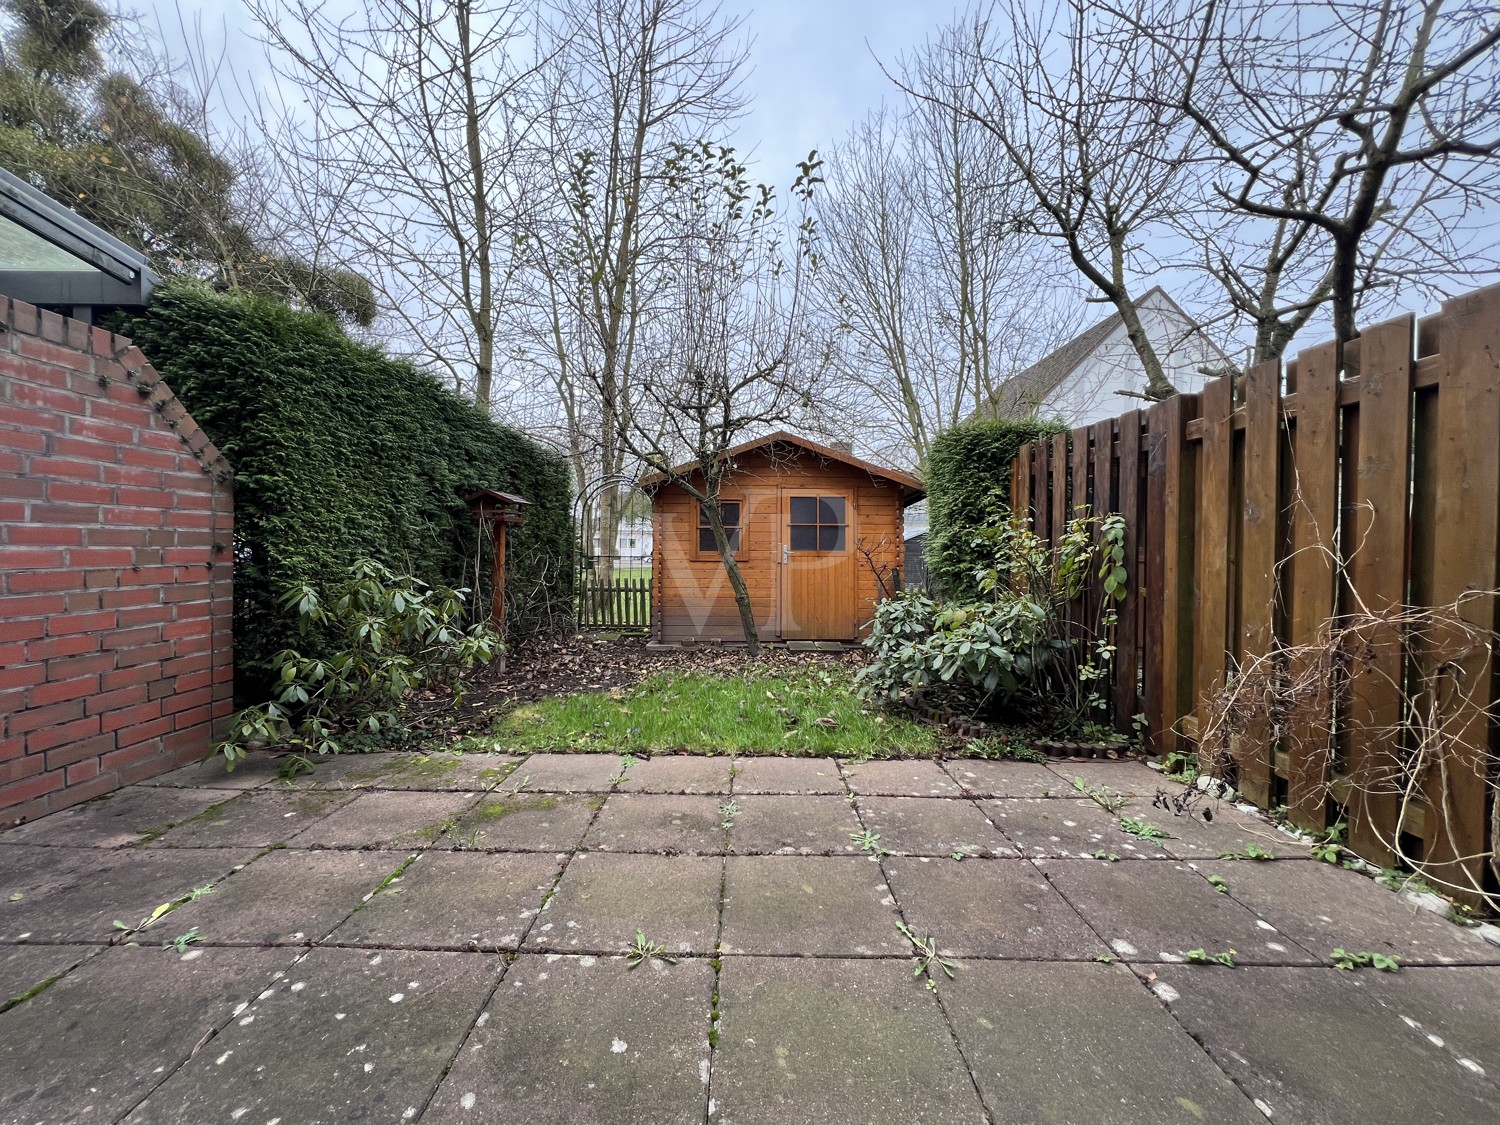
[{"xmin": 466, "ymin": 490, "xmax": 531, "ymax": 638}]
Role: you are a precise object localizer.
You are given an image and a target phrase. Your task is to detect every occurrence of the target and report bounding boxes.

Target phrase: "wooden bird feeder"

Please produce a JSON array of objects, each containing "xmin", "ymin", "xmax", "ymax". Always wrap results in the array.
[{"xmin": 466, "ymin": 489, "xmax": 530, "ymax": 634}]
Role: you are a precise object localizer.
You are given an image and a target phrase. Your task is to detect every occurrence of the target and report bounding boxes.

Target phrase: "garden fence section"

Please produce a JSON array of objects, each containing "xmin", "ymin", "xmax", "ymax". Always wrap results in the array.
[
  {"xmin": 576, "ymin": 554, "xmax": 652, "ymax": 632},
  {"xmin": 1006, "ymin": 285, "xmax": 1500, "ymax": 906}
]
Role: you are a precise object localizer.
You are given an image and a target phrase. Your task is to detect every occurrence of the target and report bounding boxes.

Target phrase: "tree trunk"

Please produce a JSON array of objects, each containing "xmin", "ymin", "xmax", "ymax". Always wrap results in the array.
[{"xmin": 702, "ymin": 497, "xmax": 759, "ymax": 653}]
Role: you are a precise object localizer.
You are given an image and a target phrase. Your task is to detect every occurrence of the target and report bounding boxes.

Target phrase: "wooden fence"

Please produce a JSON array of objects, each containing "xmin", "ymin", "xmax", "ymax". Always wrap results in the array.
[
  {"xmin": 576, "ymin": 566, "xmax": 652, "ymax": 632},
  {"xmin": 1007, "ymin": 285, "xmax": 1500, "ymax": 905}
]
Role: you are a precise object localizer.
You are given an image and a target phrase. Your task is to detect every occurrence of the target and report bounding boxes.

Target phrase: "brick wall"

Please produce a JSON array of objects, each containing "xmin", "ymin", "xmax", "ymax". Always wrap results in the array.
[{"xmin": 0, "ymin": 294, "xmax": 234, "ymax": 825}]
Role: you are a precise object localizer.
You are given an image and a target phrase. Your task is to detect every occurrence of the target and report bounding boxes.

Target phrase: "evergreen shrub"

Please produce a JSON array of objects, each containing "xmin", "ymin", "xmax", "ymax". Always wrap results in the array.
[{"xmin": 111, "ymin": 283, "xmax": 573, "ymax": 701}]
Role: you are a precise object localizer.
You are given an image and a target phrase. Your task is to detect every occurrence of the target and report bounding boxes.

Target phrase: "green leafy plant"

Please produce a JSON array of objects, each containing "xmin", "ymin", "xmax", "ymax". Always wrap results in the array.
[
  {"xmin": 1220, "ymin": 843, "xmax": 1276, "ymax": 861},
  {"xmin": 163, "ymin": 927, "xmax": 203, "ymax": 953},
  {"xmin": 625, "ymin": 930, "xmax": 677, "ymax": 969},
  {"xmin": 850, "ymin": 829, "xmax": 888, "ymax": 857},
  {"xmin": 1331, "ymin": 949, "xmax": 1400, "ymax": 972},
  {"xmin": 216, "ymin": 560, "xmax": 500, "ymax": 765},
  {"xmin": 1311, "ymin": 821, "xmax": 1347, "ymax": 863},
  {"xmin": 1161, "ymin": 751, "xmax": 1200, "ymax": 784},
  {"xmin": 610, "ymin": 755, "xmax": 638, "ymax": 785},
  {"xmin": 113, "ymin": 884, "xmax": 214, "ymax": 936},
  {"xmin": 1207, "ymin": 874, "xmax": 1230, "ymax": 894},
  {"xmin": 897, "ymin": 921, "xmax": 956, "ymax": 990},
  {"xmin": 1073, "ymin": 776, "xmax": 1126, "ymax": 813},
  {"xmin": 1119, "ymin": 817, "xmax": 1170, "ymax": 842},
  {"xmin": 1093, "ymin": 849, "xmax": 1121, "ymax": 862},
  {"xmin": 719, "ymin": 802, "xmax": 740, "ymax": 830},
  {"xmin": 1184, "ymin": 948, "xmax": 1237, "ymax": 967}
]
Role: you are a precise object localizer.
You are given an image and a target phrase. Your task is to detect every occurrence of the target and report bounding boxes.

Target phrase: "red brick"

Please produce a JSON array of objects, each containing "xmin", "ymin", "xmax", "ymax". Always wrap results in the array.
[
  {"xmin": 63, "ymin": 590, "xmax": 102, "ymax": 612},
  {"xmin": 0, "ymin": 752, "xmax": 44, "ymax": 784},
  {"xmin": 28, "ymin": 457, "xmax": 101, "ymax": 482},
  {"xmin": 163, "ymin": 687, "xmax": 212, "ymax": 716},
  {"xmin": 25, "ymin": 715, "xmax": 100, "ymax": 754},
  {"xmin": 163, "ymin": 619, "xmax": 210, "ymax": 641},
  {"xmin": 103, "ymin": 739, "xmax": 170, "ymax": 773},
  {"xmin": 118, "ymin": 605, "xmax": 170, "ymax": 628},
  {"xmin": 28, "ymin": 675, "xmax": 99, "ymax": 707},
  {"xmin": 47, "ymin": 610, "xmax": 117, "ymax": 635},
  {"xmin": 0, "ymin": 428, "xmax": 48, "ymax": 455},
  {"xmin": 120, "ymin": 448, "xmax": 180, "ymax": 471},
  {"xmin": 102, "ymin": 625, "xmax": 163, "ymax": 650},
  {"xmin": 173, "ymin": 634, "xmax": 212, "ymax": 657},
  {"xmin": 170, "ymin": 670, "xmax": 213, "ymax": 694},
  {"xmin": 19, "ymin": 334, "xmax": 92, "ymax": 372},
  {"xmin": 104, "ymin": 508, "xmax": 165, "ymax": 529},
  {"xmin": 87, "ymin": 684, "xmax": 149, "ymax": 716},
  {"xmin": 162, "ymin": 653, "xmax": 212, "ymax": 677},
  {"xmin": 8, "ymin": 698, "xmax": 85, "ymax": 735},
  {"xmin": 43, "ymin": 731, "xmax": 115, "ymax": 770},
  {"xmin": 101, "ymin": 464, "xmax": 161, "ymax": 488},
  {"xmin": 9, "ymin": 381, "xmax": 80, "ymax": 413},
  {"xmin": 41, "ymin": 771, "xmax": 118, "ymax": 810},
  {"xmin": 65, "ymin": 547, "xmax": 134, "ymax": 568},
  {"xmin": 0, "ymin": 476, "xmax": 46, "ymax": 500},
  {"xmin": 117, "ymin": 566, "xmax": 175, "ymax": 587},
  {"xmin": 65, "ymin": 417, "xmax": 135, "ymax": 444},
  {"xmin": 7, "ymin": 525, "xmax": 83, "ymax": 547},
  {"xmin": 0, "ymin": 771, "xmax": 64, "ymax": 810},
  {"xmin": 0, "ymin": 451, "xmax": 25, "ymax": 473},
  {"xmin": 0, "ymin": 663, "xmax": 45, "ymax": 695},
  {"xmin": 46, "ymin": 652, "xmax": 116, "ymax": 680},
  {"xmin": 100, "ymin": 587, "xmax": 161, "ymax": 609},
  {"xmin": 99, "ymin": 664, "xmax": 158, "ymax": 691},
  {"xmin": 173, "ymin": 704, "xmax": 215, "ymax": 732},
  {"xmin": 49, "ymin": 435, "xmax": 120, "ymax": 462},
  {"xmin": 8, "ymin": 570, "xmax": 85, "ymax": 594},
  {"xmin": 0, "ymin": 593, "xmax": 67, "ymax": 617},
  {"xmin": 87, "ymin": 527, "xmax": 150, "ymax": 548},
  {"xmin": 31, "ymin": 503, "xmax": 100, "ymax": 524},
  {"xmin": 0, "ymin": 618, "xmax": 46, "ymax": 644},
  {"xmin": 66, "ymin": 759, "xmax": 101, "ymax": 785},
  {"xmin": 107, "ymin": 709, "xmax": 171, "ymax": 743},
  {"xmin": 0, "ymin": 403, "xmax": 62, "ymax": 430},
  {"xmin": 86, "ymin": 399, "xmax": 147, "ymax": 426},
  {"xmin": 48, "ymin": 481, "xmax": 113, "ymax": 505},
  {"xmin": 25, "ymin": 634, "xmax": 98, "ymax": 660},
  {"xmin": 0, "ymin": 547, "xmax": 67, "ymax": 569}
]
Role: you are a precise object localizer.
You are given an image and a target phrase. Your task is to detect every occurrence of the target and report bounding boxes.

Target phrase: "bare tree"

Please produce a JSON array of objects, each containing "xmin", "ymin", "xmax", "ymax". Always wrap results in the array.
[
  {"xmin": 1151, "ymin": 0, "xmax": 1500, "ymax": 347},
  {"xmin": 812, "ymin": 98, "xmax": 1077, "ymax": 468},
  {"xmin": 251, "ymin": 0, "xmax": 542, "ymax": 411},
  {"xmin": 627, "ymin": 144, "xmax": 825, "ymax": 652},
  {"xmin": 908, "ymin": 0, "xmax": 1204, "ymax": 401},
  {"xmin": 507, "ymin": 0, "xmax": 749, "ymax": 578}
]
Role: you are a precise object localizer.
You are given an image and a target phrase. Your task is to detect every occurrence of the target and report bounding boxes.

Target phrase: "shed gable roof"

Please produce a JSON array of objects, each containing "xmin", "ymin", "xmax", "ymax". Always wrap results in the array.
[{"xmin": 637, "ymin": 431, "xmax": 925, "ymax": 505}]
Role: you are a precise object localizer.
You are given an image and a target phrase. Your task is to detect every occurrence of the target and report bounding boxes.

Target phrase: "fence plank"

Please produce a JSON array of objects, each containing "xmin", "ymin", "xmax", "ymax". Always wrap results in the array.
[
  {"xmin": 1237, "ymin": 360, "xmax": 1281, "ymax": 806},
  {"xmin": 1114, "ymin": 410, "xmax": 1142, "ymax": 734},
  {"xmin": 1285, "ymin": 340, "xmax": 1340, "ymax": 833},
  {"xmin": 1344, "ymin": 315, "xmax": 1415, "ymax": 868},
  {"xmin": 1145, "ymin": 393, "xmax": 1197, "ymax": 756},
  {"xmin": 1050, "ymin": 431, "xmax": 1069, "ymax": 547},
  {"xmin": 1032, "ymin": 436, "xmax": 1048, "ymax": 533},
  {"xmin": 1017, "ymin": 443, "xmax": 1034, "ymax": 526},
  {"xmin": 1422, "ymin": 287, "xmax": 1500, "ymax": 903},
  {"xmin": 1194, "ymin": 376, "xmax": 1234, "ymax": 768}
]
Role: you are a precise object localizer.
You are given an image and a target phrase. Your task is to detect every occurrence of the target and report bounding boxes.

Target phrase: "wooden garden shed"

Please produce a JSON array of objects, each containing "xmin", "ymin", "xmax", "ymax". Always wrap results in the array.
[{"xmin": 638, "ymin": 432, "xmax": 924, "ymax": 644}]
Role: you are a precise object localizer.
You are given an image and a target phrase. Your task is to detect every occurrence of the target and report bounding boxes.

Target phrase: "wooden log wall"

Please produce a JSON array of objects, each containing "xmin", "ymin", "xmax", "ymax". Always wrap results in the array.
[{"xmin": 1007, "ymin": 286, "xmax": 1500, "ymax": 905}]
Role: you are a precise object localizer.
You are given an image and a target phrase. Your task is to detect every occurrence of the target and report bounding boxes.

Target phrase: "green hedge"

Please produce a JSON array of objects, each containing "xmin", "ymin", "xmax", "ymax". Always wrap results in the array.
[
  {"xmin": 924, "ymin": 418, "xmax": 1065, "ymax": 599},
  {"xmin": 110, "ymin": 284, "xmax": 573, "ymax": 701}
]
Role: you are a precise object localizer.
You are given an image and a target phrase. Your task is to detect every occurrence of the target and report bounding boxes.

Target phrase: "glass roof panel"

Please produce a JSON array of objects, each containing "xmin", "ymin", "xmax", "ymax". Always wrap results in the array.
[{"xmin": 0, "ymin": 214, "xmax": 98, "ymax": 272}]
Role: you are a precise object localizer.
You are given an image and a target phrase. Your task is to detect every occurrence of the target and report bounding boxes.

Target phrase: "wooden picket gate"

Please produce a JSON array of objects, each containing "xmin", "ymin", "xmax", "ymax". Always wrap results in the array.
[{"xmin": 1007, "ymin": 285, "xmax": 1500, "ymax": 905}]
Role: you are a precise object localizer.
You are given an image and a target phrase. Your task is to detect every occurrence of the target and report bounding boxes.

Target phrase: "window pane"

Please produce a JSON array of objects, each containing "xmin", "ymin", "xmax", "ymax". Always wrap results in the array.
[
  {"xmin": 720, "ymin": 501, "xmax": 740, "ymax": 527},
  {"xmin": 789, "ymin": 496, "xmax": 817, "ymax": 523},
  {"xmin": 790, "ymin": 525, "xmax": 817, "ymax": 551},
  {"xmin": 819, "ymin": 525, "xmax": 845, "ymax": 551},
  {"xmin": 727, "ymin": 528, "xmax": 741, "ymax": 553},
  {"xmin": 698, "ymin": 526, "xmax": 717, "ymax": 552},
  {"xmin": 818, "ymin": 497, "xmax": 846, "ymax": 525}
]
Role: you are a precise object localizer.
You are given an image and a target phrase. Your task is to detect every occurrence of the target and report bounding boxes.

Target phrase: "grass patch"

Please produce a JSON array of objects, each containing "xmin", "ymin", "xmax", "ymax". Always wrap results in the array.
[{"xmin": 493, "ymin": 668, "xmax": 938, "ymax": 757}]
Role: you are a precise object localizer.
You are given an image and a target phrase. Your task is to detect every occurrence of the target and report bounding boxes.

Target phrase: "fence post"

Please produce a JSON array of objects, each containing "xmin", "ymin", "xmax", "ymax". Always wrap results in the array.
[
  {"xmin": 1193, "ymin": 376, "xmax": 1234, "ymax": 769},
  {"xmin": 1237, "ymin": 360, "xmax": 1282, "ymax": 807}
]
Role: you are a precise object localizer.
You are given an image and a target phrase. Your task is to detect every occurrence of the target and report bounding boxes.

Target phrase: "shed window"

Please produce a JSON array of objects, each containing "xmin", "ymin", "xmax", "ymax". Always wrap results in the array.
[
  {"xmin": 789, "ymin": 495, "xmax": 846, "ymax": 552},
  {"xmin": 698, "ymin": 501, "xmax": 741, "ymax": 553}
]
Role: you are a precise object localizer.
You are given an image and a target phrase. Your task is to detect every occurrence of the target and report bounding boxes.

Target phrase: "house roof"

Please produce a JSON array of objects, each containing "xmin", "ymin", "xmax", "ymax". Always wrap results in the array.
[
  {"xmin": 637, "ymin": 431, "xmax": 926, "ymax": 506},
  {"xmin": 981, "ymin": 286, "xmax": 1223, "ymax": 419},
  {"xmin": 0, "ymin": 169, "xmax": 158, "ymax": 310}
]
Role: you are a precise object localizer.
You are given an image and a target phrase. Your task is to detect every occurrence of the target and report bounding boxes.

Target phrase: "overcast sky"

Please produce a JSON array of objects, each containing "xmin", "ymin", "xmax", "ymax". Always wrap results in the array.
[{"xmin": 146, "ymin": 0, "xmax": 954, "ymax": 185}]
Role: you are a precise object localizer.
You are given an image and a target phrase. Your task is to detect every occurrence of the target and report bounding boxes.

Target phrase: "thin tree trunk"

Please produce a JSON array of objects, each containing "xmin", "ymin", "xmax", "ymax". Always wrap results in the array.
[{"xmin": 702, "ymin": 496, "xmax": 759, "ymax": 653}]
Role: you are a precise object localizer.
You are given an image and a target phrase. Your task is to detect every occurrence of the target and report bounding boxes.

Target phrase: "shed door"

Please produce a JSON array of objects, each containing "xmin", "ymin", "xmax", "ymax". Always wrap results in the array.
[{"xmin": 779, "ymin": 490, "xmax": 856, "ymax": 641}]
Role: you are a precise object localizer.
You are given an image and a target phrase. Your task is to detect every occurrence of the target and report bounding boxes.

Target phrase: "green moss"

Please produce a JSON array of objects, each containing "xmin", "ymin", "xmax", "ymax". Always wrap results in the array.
[
  {"xmin": 470, "ymin": 794, "xmax": 561, "ymax": 821},
  {"xmin": 0, "ymin": 974, "xmax": 62, "ymax": 1015}
]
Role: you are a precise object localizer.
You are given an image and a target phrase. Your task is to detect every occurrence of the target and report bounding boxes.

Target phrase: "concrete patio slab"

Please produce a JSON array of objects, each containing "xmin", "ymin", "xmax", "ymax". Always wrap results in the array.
[
  {"xmin": 726, "ymin": 794, "xmax": 864, "ymax": 855},
  {"xmin": 885, "ymin": 857, "xmax": 1111, "ymax": 960},
  {"xmin": 616, "ymin": 754, "xmax": 733, "ymax": 793},
  {"xmin": 584, "ymin": 793, "xmax": 727, "ymax": 854},
  {"xmin": 1113, "ymin": 795, "xmax": 1312, "ymax": 860},
  {"xmin": 441, "ymin": 792, "xmax": 604, "ymax": 852},
  {"xmin": 315, "ymin": 751, "xmax": 520, "ymax": 791},
  {"xmin": 1039, "ymin": 857, "xmax": 1320, "ymax": 965},
  {"xmin": 271, "ymin": 750, "xmax": 421, "ymax": 789},
  {"xmin": 0, "ymin": 944, "xmax": 95, "ymax": 1008},
  {"xmin": 1147, "ymin": 964, "xmax": 1500, "ymax": 1125},
  {"xmin": 2, "ymin": 844, "xmax": 258, "ymax": 943},
  {"xmin": 720, "ymin": 856, "xmax": 902, "ymax": 956},
  {"xmin": 942, "ymin": 759, "xmax": 1072, "ymax": 799},
  {"xmin": 1046, "ymin": 759, "xmax": 1165, "ymax": 798},
  {"xmin": 330, "ymin": 851, "xmax": 563, "ymax": 950},
  {"xmin": 944, "ymin": 960, "xmax": 1264, "ymax": 1124},
  {"xmin": 137, "ymin": 753, "xmax": 278, "ymax": 790},
  {"xmin": 524, "ymin": 853, "xmax": 722, "ymax": 956},
  {"xmin": 1347, "ymin": 965, "xmax": 1500, "ymax": 1080},
  {"xmin": 2, "ymin": 786, "xmax": 231, "ymax": 848},
  {"xmin": 0, "ymin": 944, "xmax": 294, "ymax": 1124},
  {"xmin": 1194, "ymin": 859, "xmax": 1500, "ymax": 965},
  {"xmin": 710, "ymin": 956, "xmax": 985, "ymax": 1125},
  {"xmin": 498, "ymin": 753, "xmax": 624, "ymax": 793},
  {"xmin": 125, "ymin": 947, "xmax": 499, "ymax": 1125},
  {"xmin": 729, "ymin": 756, "xmax": 845, "ymax": 794},
  {"xmin": 841, "ymin": 759, "xmax": 964, "ymax": 797},
  {"xmin": 167, "ymin": 850, "xmax": 399, "ymax": 945},
  {"xmin": 983, "ymin": 797, "xmax": 1170, "ymax": 859},
  {"xmin": 424, "ymin": 954, "xmax": 714, "ymax": 1125},
  {"xmin": 146, "ymin": 789, "xmax": 352, "ymax": 848},
  {"xmin": 855, "ymin": 796, "xmax": 1016, "ymax": 858},
  {"xmin": 291, "ymin": 790, "xmax": 478, "ymax": 850}
]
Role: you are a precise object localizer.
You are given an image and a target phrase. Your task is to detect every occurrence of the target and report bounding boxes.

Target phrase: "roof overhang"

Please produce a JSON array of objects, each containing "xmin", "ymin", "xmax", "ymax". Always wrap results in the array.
[
  {"xmin": 0, "ymin": 168, "xmax": 157, "ymax": 310},
  {"xmin": 637, "ymin": 431, "xmax": 926, "ymax": 507}
]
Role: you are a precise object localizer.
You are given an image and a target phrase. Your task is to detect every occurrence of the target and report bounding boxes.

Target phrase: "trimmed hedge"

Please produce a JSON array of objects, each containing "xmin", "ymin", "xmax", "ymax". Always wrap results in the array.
[
  {"xmin": 110, "ymin": 284, "xmax": 573, "ymax": 701},
  {"xmin": 924, "ymin": 418, "xmax": 1065, "ymax": 599}
]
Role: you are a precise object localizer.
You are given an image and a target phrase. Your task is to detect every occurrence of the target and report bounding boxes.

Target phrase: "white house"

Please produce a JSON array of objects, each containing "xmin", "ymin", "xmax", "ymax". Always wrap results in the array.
[
  {"xmin": 979, "ymin": 287, "xmax": 1234, "ymax": 427},
  {"xmin": 591, "ymin": 516, "xmax": 653, "ymax": 559}
]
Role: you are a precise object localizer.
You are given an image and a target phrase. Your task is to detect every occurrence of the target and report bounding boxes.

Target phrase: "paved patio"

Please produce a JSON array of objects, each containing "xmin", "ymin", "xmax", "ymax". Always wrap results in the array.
[{"xmin": 3, "ymin": 751, "xmax": 1499, "ymax": 1124}]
